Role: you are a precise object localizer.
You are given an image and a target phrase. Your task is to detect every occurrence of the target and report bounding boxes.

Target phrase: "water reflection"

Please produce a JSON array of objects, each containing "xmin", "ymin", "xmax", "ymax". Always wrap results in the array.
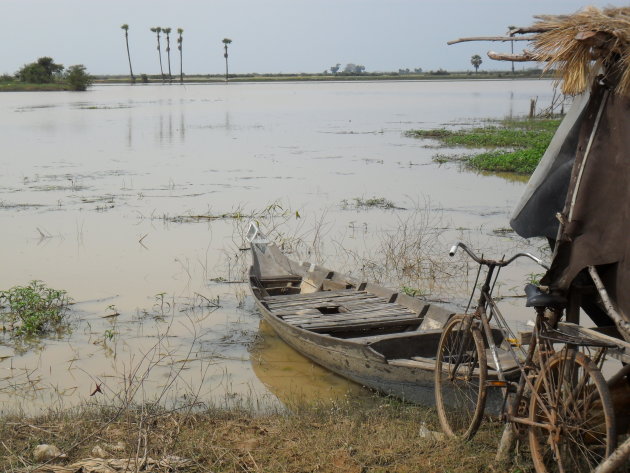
[
  {"xmin": 250, "ymin": 320, "xmax": 373, "ymax": 407},
  {"xmin": 127, "ymin": 114, "xmax": 133, "ymax": 148}
]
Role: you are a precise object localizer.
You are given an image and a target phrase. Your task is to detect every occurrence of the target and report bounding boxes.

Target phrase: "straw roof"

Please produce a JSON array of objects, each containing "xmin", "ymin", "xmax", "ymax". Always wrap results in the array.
[{"xmin": 530, "ymin": 6, "xmax": 630, "ymax": 95}]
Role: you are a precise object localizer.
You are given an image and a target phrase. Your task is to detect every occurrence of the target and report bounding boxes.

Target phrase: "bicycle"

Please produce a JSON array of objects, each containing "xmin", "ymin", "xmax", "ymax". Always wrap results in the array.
[{"xmin": 434, "ymin": 242, "xmax": 617, "ymax": 473}]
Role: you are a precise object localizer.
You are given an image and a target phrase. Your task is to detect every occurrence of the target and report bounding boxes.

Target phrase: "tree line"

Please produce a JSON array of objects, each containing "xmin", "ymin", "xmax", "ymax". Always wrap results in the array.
[
  {"xmin": 8, "ymin": 56, "xmax": 93, "ymax": 91},
  {"xmin": 327, "ymin": 57, "xmax": 482, "ymax": 76},
  {"xmin": 121, "ymin": 24, "xmax": 232, "ymax": 83}
]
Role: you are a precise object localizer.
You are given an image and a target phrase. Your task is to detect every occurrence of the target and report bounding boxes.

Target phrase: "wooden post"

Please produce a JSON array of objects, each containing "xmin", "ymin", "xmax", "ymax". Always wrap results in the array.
[
  {"xmin": 494, "ymin": 424, "xmax": 516, "ymax": 466},
  {"xmin": 565, "ymin": 287, "xmax": 581, "ymax": 324},
  {"xmin": 529, "ymin": 98, "xmax": 537, "ymax": 118}
]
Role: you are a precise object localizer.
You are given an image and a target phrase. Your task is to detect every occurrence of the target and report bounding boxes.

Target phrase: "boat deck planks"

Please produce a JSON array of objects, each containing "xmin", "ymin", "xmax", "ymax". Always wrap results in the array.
[
  {"xmin": 263, "ymin": 287, "xmax": 421, "ymax": 331},
  {"xmin": 263, "ymin": 288, "xmax": 358, "ymax": 302}
]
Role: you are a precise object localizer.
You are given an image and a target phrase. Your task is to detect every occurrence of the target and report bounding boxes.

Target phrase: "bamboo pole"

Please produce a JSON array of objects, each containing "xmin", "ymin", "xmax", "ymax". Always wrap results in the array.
[{"xmin": 588, "ymin": 266, "xmax": 630, "ymax": 342}]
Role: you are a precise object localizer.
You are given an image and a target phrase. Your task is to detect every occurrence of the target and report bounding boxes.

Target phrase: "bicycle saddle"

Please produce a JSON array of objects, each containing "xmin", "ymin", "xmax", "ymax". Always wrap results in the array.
[{"xmin": 524, "ymin": 284, "xmax": 567, "ymax": 308}]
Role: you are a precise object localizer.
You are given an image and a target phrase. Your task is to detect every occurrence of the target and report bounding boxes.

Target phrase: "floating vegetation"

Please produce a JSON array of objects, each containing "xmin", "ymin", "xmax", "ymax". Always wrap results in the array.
[
  {"xmin": 0, "ymin": 202, "xmax": 46, "ymax": 210},
  {"xmin": 75, "ymin": 104, "xmax": 132, "ymax": 110},
  {"xmin": 161, "ymin": 201, "xmax": 294, "ymax": 224},
  {"xmin": 341, "ymin": 197, "xmax": 402, "ymax": 210},
  {"xmin": 406, "ymin": 117, "xmax": 561, "ymax": 174}
]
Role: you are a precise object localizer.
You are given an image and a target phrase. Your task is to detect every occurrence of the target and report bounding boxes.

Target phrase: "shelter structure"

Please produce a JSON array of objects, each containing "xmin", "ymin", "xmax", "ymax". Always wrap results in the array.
[{"xmin": 450, "ymin": 6, "xmax": 630, "ymax": 472}]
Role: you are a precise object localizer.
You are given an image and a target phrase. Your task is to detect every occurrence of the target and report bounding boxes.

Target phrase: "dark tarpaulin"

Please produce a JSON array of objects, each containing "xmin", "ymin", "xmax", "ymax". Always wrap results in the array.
[
  {"xmin": 510, "ymin": 91, "xmax": 590, "ymax": 239},
  {"xmin": 542, "ymin": 80, "xmax": 630, "ymax": 327}
]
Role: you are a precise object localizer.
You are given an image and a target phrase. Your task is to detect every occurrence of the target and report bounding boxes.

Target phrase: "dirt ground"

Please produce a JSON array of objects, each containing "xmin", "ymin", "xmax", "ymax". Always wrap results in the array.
[{"xmin": 0, "ymin": 401, "xmax": 533, "ymax": 473}]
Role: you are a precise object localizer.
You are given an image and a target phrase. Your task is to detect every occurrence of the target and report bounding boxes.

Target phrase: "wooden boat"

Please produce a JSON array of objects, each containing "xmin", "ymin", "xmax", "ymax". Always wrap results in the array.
[{"xmin": 247, "ymin": 222, "xmax": 516, "ymax": 407}]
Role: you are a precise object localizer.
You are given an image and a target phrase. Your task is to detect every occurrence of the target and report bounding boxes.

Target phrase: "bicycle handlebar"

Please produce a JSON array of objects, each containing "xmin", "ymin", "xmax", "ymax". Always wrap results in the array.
[{"xmin": 449, "ymin": 241, "xmax": 549, "ymax": 270}]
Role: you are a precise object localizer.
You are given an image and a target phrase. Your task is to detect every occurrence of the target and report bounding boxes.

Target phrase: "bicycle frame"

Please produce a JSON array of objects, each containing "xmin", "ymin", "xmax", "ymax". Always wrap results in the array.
[{"xmin": 449, "ymin": 242, "xmax": 561, "ymax": 423}]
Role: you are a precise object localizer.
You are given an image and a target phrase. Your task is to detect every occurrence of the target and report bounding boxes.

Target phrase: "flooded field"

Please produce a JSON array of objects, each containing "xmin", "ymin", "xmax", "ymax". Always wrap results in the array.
[{"xmin": 0, "ymin": 80, "xmax": 556, "ymax": 413}]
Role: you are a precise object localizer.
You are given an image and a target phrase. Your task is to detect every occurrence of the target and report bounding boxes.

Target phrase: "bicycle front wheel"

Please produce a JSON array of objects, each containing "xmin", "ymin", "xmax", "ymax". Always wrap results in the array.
[
  {"xmin": 528, "ymin": 349, "xmax": 616, "ymax": 473},
  {"xmin": 435, "ymin": 314, "xmax": 488, "ymax": 439}
]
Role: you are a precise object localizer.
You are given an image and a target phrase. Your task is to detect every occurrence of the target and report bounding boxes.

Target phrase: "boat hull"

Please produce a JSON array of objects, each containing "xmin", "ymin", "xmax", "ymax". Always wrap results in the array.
[{"xmin": 255, "ymin": 298, "xmax": 440, "ymax": 405}]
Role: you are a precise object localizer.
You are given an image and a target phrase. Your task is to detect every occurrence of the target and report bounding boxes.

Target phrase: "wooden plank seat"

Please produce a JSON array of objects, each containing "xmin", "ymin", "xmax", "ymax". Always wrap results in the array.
[{"xmin": 264, "ymin": 289, "xmax": 421, "ymax": 333}]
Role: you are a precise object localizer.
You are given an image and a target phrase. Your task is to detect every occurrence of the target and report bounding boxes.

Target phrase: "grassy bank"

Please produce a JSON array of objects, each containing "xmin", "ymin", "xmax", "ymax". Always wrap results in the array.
[
  {"xmin": 2, "ymin": 70, "xmax": 552, "ymax": 90},
  {"xmin": 0, "ymin": 401, "xmax": 528, "ymax": 472},
  {"xmin": 92, "ymin": 69, "xmax": 551, "ymax": 84},
  {"xmin": 406, "ymin": 118, "xmax": 561, "ymax": 174},
  {"xmin": 0, "ymin": 81, "xmax": 72, "ymax": 91}
]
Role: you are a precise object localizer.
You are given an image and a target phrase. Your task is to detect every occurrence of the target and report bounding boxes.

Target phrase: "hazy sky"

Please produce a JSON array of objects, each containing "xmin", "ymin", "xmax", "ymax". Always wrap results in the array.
[{"xmin": 2, "ymin": 0, "xmax": 621, "ymax": 76}]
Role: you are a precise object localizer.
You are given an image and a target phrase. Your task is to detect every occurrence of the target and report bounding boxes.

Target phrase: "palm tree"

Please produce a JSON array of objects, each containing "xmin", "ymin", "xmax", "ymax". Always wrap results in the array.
[
  {"xmin": 471, "ymin": 54, "xmax": 482, "ymax": 74},
  {"xmin": 120, "ymin": 24, "xmax": 135, "ymax": 83},
  {"xmin": 163, "ymin": 27, "xmax": 172, "ymax": 82},
  {"xmin": 222, "ymin": 38, "xmax": 232, "ymax": 82},
  {"xmin": 150, "ymin": 27, "xmax": 165, "ymax": 81},
  {"xmin": 177, "ymin": 28, "xmax": 184, "ymax": 83}
]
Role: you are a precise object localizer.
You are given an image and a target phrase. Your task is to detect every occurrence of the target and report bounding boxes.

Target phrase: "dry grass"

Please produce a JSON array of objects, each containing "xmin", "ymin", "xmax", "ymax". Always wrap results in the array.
[
  {"xmin": 530, "ymin": 6, "xmax": 630, "ymax": 95},
  {"xmin": 0, "ymin": 401, "xmax": 530, "ymax": 473}
]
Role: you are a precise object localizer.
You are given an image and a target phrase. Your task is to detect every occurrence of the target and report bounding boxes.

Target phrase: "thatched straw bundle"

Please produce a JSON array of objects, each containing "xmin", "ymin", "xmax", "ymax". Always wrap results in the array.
[{"xmin": 531, "ymin": 6, "xmax": 630, "ymax": 96}]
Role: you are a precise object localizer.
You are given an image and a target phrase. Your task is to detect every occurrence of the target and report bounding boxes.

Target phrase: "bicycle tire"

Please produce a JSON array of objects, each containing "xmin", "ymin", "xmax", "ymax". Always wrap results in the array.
[
  {"xmin": 528, "ymin": 349, "xmax": 616, "ymax": 473},
  {"xmin": 435, "ymin": 314, "xmax": 488, "ymax": 440}
]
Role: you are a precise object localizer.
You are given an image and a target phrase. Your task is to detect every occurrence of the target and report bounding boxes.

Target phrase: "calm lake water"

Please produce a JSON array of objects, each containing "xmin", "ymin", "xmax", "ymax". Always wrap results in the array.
[{"xmin": 0, "ymin": 80, "xmax": 557, "ymax": 413}]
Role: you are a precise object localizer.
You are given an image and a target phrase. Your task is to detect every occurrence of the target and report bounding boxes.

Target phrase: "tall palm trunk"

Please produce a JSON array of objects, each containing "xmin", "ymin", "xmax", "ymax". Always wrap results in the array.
[
  {"xmin": 164, "ymin": 28, "xmax": 172, "ymax": 82},
  {"xmin": 222, "ymin": 38, "xmax": 232, "ymax": 82},
  {"xmin": 224, "ymin": 47, "xmax": 229, "ymax": 81},
  {"xmin": 158, "ymin": 38, "xmax": 164, "ymax": 81},
  {"xmin": 121, "ymin": 24, "xmax": 135, "ymax": 83},
  {"xmin": 177, "ymin": 28, "xmax": 184, "ymax": 83},
  {"xmin": 151, "ymin": 27, "xmax": 164, "ymax": 82}
]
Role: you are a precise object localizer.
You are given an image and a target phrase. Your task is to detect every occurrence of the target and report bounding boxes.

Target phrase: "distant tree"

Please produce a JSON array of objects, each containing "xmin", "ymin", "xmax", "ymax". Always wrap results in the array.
[
  {"xmin": 330, "ymin": 63, "xmax": 340, "ymax": 74},
  {"xmin": 343, "ymin": 63, "xmax": 365, "ymax": 74},
  {"xmin": 17, "ymin": 57, "xmax": 63, "ymax": 83},
  {"xmin": 163, "ymin": 27, "xmax": 172, "ymax": 82},
  {"xmin": 17, "ymin": 63, "xmax": 48, "ymax": 83},
  {"xmin": 37, "ymin": 57, "xmax": 64, "ymax": 78},
  {"xmin": 177, "ymin": 28, "xmax": 184, "ymax": 83},
  {"xmin": 471, "ymin": 54, "xmax": 482, "ymax": 74},
  {"xmin": 414, "ymin": 67, "xmax": 423, "ymax": 73},
  {"xmin": 120, "ymin": 24, "xmax": 135, "ymax": 83},
  {"xmin": 222, "ymin": 38, "xmax": 232, "ymax": 82},
  {"xmin": 150, "ymin": 27, "xmax": 165, "ymax": 81},
  {"xmin": 65, "ymin": 64, "xmax": 93, "ymax": 91}
]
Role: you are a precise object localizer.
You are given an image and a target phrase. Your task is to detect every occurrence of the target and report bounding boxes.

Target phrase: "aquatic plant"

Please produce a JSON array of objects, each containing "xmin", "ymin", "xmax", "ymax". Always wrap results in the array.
[{"xmin": 0, "ymin": 280, "xmax": 72, "ymax": 336}]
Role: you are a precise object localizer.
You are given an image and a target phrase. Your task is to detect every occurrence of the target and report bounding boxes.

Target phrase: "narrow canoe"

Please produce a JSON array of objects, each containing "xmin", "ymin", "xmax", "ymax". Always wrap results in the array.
[{"xmin": 247, "ymin": 223, "xmax": 514, "ymax": 408}]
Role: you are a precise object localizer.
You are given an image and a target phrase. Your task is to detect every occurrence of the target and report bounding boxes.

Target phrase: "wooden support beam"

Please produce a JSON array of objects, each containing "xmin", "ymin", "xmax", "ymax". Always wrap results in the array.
[
  {"xmin": 447, "ymin": 35, "xmax": 536, "ymax": 45},
  {"xmin": 487, "ymin": 50, "xmax": 537, "ymax": 62}
]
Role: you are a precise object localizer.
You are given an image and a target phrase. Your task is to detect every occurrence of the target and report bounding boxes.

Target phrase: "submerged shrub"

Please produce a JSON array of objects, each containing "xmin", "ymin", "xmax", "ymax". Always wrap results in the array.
[
  {"xmin": 65, "ymin": 64, "xmax": 93, "ymax": 91},
  {"xmin": 0, "ymin": 280, "xmax": 72, "ymax": 336}
]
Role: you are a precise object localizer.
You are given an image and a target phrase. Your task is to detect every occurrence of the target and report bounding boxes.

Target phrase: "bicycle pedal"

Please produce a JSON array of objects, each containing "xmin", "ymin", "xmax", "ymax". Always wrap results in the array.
[{"xmin": 486, "ymin": 380, "xmax": 508, "ymax": 388}]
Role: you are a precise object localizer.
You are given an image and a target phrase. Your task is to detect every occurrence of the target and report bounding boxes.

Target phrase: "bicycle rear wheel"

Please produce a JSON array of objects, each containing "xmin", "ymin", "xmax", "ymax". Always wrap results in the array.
[
  {"xmin": 435, "ymin": 314, "xmax": 488, "ymax": 439},
  {"xmin": 528, "ymin": 349, "xmax": 616, "ymax": 473}
]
